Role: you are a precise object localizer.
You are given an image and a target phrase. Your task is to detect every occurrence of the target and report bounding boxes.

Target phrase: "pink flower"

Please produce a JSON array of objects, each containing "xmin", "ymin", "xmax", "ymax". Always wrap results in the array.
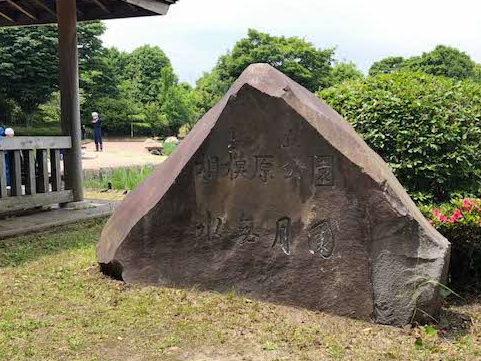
[
  {"xmin": 428, "ymin": 220, "xmax": 434, "ymax": 225},
  {"xmin": 452, "ymin": 208, "xmax": 462, "ymax": 219},
  {"xmin": 432, "ymin": 208, "xmax": 440, "ymax": 216},
  {"xmin": 439, "ymin": 215, "xmax": 448, "ymax": 222},
  {"xmin": 462, "ymin": 199, "xmax": 472, "ymax": 211}
]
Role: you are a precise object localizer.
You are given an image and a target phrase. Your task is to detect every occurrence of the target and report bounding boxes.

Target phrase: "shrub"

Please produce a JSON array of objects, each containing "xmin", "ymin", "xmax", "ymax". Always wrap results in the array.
[
  {"xmin": 421, "ymin": 198, "xmax": 481, "ymax": 290},
  {"xmin": 319, "ymin": 71, "xmax": 481, "ymax": 201}
]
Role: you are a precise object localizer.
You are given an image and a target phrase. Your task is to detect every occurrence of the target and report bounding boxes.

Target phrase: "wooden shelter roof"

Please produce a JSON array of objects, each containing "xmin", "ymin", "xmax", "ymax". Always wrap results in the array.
[{"xmin": 0, "ymin": 0, "xmax": 177, "ymax": 27}]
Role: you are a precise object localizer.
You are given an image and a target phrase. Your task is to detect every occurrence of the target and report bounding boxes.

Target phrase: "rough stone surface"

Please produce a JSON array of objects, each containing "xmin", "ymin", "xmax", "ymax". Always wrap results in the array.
[{"xmin": 97, "ymin": 64, "xmax": 450, "ymax": 326}]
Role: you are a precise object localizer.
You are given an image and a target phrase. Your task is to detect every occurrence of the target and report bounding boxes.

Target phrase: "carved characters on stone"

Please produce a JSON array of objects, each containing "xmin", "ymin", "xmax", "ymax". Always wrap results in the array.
[
  {"xmin": 272, "ymin": 217, "xmax": 292, "ymax": 255},
  {"xmin": 311, "ymin": 156, "xmax": 334, "ymax": 186},
  {"xmin": 282, "ymin": 159, "xmax": 308, "ymax": 180},
  {"xmin": 234, "ymin": 214, "xmax": 259, "ymax": 245},
  {"xmin": 196, "ymin": 153, "xmax": 334, "ymax": 186},
  {"xmin": 195, "ymin": 211, "xmax": 223, "ymax": 241},
  {"xmin": 308, "ymin": 220, "xmax": 335, "ymax": 258}
]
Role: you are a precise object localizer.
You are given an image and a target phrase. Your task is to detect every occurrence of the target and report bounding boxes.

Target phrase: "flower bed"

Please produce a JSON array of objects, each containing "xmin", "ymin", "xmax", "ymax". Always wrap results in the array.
[{"xmin": 421, "ymin": 198, "xmax": 481, "ymax": 291}]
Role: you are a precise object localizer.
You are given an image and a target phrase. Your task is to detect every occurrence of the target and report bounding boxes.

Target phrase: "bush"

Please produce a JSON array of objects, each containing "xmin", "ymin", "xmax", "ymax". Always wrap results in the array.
[
  {"xmin": 319, "ymin": 71, "xmax": 481, "ymax": 201},
  {"xmin": 421, "ymin": 198, "xmax": 481, "ymax": 291}
]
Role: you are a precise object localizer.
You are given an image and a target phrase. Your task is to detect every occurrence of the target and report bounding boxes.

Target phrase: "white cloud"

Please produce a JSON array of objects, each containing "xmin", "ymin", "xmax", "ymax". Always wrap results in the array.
[{"xmin": 102, "ymin": 0, "xmax": 481, "ymax": 85}]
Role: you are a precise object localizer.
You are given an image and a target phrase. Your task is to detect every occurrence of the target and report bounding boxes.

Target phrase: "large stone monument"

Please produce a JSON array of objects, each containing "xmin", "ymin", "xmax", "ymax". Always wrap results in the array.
[{"xmin": 97, "ymin": 64, "xmax": 450, "ymax": 326}]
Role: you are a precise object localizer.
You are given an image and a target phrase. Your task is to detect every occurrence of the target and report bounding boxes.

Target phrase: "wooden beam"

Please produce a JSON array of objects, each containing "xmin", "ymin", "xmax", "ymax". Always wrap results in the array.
[
  {"xmin": 124, "ymin": 2, "xmax": 138, "ymax": 12},
  {"xmin": 57, "ymin": 0, "xmax": 84, "ymax": 202},
  {"xmin": 36, "ymin": 149, "xmax": 49, "ymax": 193},
  {"xmin": 91, "ymin": 0, "xmax": 110, "ymax": 14},
  {"xmin": 0, "ymin": 190, "xmax": 73, "ymax": 213},
  {"xmin": 9, "ymin": 150, "xmax": 22, "ymax": 196},
  {"xmin": 125, "ymin": 0, "xmax": 169, "ymax": 15},
  {"xmin": 23, "ymin": 149, "xmax": 36, "ymax": 195},
  {"xmin": 50, "ymin": 149, "xmax": 61, "ymax": 191},
  {"xmin": 0, "ymin": 9, "xmax": 14, "ymax": 22},
  {"xmin": 0, "ymin": 151, "xmax": 8, "ymax": 198},
  {"xmin": 31, "ymin": 0, "xmax": 55, "ymax": 16},
  {"xmin": 0, "ymin": 136, "xmax": 72, "ymax": 151},
  {"xmin": 7, "ymin": 0, "xmax": 37, "ymax": 20}
]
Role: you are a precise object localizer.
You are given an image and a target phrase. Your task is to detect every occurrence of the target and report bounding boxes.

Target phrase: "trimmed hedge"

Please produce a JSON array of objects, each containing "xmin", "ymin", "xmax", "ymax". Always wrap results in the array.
[{"xmin": 319, "ymin": 71, "xmax": 481, "ymax": 201}]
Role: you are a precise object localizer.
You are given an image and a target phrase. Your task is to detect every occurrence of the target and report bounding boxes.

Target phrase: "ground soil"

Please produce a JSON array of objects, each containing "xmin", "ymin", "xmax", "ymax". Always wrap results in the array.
[{"xmin": 82, "ymin": 140, "xmax": 165, "ymax": 170}]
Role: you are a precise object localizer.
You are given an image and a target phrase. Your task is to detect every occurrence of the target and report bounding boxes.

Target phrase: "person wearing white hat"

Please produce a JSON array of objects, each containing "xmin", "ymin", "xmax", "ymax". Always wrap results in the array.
[
  {"xmin": 91, "ymin": 112, "xmax": 103, "ymax": 151},
  {"xmin": 4, "ymin": 127, "xmax": 14, "ymax": 137},
  {"xmin": 2, "ymin": 127, "xmax": 14, "ymax": 187}
]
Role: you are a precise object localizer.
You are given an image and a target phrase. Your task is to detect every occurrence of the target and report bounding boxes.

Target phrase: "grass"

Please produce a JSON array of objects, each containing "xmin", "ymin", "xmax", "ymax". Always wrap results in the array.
[
  {"xmin": 0, "ymin": 220, "xmax": 481, "ymax": 360},
  {"xmin": 84, "ymin": 165, "xmax": 154, "ymax": 191},
  {"xmin": 14, "ymin": 124, "xmax": 62, "ymax": 136}
]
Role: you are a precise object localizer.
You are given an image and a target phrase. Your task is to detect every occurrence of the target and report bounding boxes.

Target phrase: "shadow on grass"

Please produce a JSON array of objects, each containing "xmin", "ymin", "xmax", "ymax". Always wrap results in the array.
[
  {"xmin": 0, "ymin": 218, "xmax": 105, "ymax": 268},
  {"xmin": 439, "ymin": 306, "xmax": 475, "ymax": 341}
]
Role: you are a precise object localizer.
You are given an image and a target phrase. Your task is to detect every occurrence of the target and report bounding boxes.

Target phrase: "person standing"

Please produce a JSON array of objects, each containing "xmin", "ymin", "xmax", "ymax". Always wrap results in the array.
[
  {"xmin": 91, "ymin": 112, "xmax": 103, "ymax": 152},
  {"xmin": 2, "ymin": 128, "xmax": 14, "ymax": 187}
]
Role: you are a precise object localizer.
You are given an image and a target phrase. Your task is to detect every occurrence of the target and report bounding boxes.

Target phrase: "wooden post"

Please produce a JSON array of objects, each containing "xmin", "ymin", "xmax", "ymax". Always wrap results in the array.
[
  {"xmin": 23, "ymin": 149, "xmax": 36, "ymax": 195},
  {"xmin": 0, "ymin": 151, "xmax": 7, "ymax": 198},
  {"xmin": 36, "ymin": 149, "xmax": 49, "ymax": 193},
  {"xmin": 57, "ymin": 0, "xmax": 83, "ymax": 202}
]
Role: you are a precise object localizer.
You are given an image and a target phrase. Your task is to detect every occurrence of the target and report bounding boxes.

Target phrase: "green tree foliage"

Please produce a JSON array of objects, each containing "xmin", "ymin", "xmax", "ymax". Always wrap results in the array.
[
  {"xmin": 0, "ymin": 25, "xmax": 58, "ymax": 117},
  {"xmin": 0, "ymin": 22, "xmax": 109, "ymax": 122},
  {"xmin": 193, "ymin": 68, "xmax": 229, "ymax": 117},
  {"xmin": 368, "ymin": 56, "xmax": 405, "ymax": 76},
  {"xmin": 472, "ymin": 63, "xmax": 481, "ymax": 82},
  {"xmin": 91, "ymin": 46, "xmax": 198, "ymax": 136},
  {"xmin": 124, "ymin": 45, "xmax": 172, "ymax": 104},
  {"xmin": 369, "ymin": 46, "xmax": 476, "ymax": 81},
  {"xmin": 407, "ymin": 45, "xmax": 475, "ymax": 80},
  {"xmin": 194, "ymin": 29, "xmax": 335, "ymax": 115},
  {"xmin": 319, "ymin": 71, "xmax": 481, "ymax": 200},
  {"xmin": 330, "ymin": 61, "xmax": 364, "ymax": 85},
  {"xmin": 78, "ymin": 24, "xmax": 121, "ymax": 122},
  {"xmin": 218, "ymin": 29, "xmax": 334, "ymax": 91}
]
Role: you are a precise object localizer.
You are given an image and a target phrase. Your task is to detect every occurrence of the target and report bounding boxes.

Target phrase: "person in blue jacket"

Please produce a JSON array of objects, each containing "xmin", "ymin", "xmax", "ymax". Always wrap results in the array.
[
  {"xmin": 0, "ymin": 127, "xmax": 14, "ymax": 187},
  {"xmin": 91, "ymin": 112, "xmax": 103, "ymax": 152}
]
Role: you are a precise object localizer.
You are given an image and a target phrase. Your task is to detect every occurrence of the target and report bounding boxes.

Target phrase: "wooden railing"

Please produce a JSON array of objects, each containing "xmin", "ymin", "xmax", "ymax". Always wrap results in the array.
[{"xmin": 0, "ymin": 136, "xmax": 74, "ymax": 213}]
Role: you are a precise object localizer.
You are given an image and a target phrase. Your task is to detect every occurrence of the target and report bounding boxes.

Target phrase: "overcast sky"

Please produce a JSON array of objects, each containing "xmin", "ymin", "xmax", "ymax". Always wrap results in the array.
[{"xmin": 101, "ymin": 0, "xmax": 481, "ymax": 85}]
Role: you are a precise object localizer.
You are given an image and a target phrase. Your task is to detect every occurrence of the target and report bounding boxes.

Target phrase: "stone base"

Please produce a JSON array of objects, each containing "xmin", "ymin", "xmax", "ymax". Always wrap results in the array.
[{"xmin": 61, "ymin": 200, "xmax": 95, "ymax": 210}]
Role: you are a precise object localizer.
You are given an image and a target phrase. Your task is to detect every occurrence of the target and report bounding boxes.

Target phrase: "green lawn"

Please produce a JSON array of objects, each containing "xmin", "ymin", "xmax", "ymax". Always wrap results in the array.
[{"xmin": 0, "ymin": 219, "xmax": 480, "ymax": 361}]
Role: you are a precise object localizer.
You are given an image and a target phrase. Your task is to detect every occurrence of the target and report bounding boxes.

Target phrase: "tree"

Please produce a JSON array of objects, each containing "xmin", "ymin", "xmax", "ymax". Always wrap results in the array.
[
  {"xmin": 217, "ymin": 29, "xmax": 334, "ymax": 92},
  {"xmin": 124, "ymin": 45, "xmax": 172, "ymax": 104},
  {"xmin": 193, "ymin": 29, "xmax": 335, "ymax": 116},
  {"xmin": 78, "ymin": 22, "xmax": 119, "ymax": 121},
  {"xmin": 368, "ymin": 56, "xmax": 405, "ymax": 76},
  {"xmin": 407, "ymin": 45, "xmax": 475, "ymax": 80},
  {"xmin": 369, "ymin": 46, "xmax": 476, "ymax": 81},
  {"xmin": 0, "ymin": 21, "xmax": 107, "ymax": 122},
  {"xmin": 193, "ymin": 68, "xmax": 229, "ymax": 116},
  {"xmin": 330, "ymin": 61, "xmax": 364, "ymax": 85},
  {"xmin": 158, "ymin": 67, "xmax": 198, "ymax": 134},
  {"xmin": 0, "ymin": 25, "xmax": 59, "ymax": 118}
]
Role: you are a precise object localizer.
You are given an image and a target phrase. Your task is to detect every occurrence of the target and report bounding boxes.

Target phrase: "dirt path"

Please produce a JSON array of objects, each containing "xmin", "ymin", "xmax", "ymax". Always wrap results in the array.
[{"xmin": 81, "ymin": 141, "xmax": 165, "ymax": 170}]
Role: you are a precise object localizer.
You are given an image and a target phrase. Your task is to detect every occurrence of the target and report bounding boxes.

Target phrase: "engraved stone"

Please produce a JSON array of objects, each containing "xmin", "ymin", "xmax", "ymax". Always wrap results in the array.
[
  {"xmin": 273, "ymin": 217, "xmax": 291, "ymax": 255},
  {"xmin": 97, "ymin": 64, "xmax": 450, "ymax": 326},
  {"xmin": 308, "ymin": 220, "xmax": 334, "ymax": 258}
]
